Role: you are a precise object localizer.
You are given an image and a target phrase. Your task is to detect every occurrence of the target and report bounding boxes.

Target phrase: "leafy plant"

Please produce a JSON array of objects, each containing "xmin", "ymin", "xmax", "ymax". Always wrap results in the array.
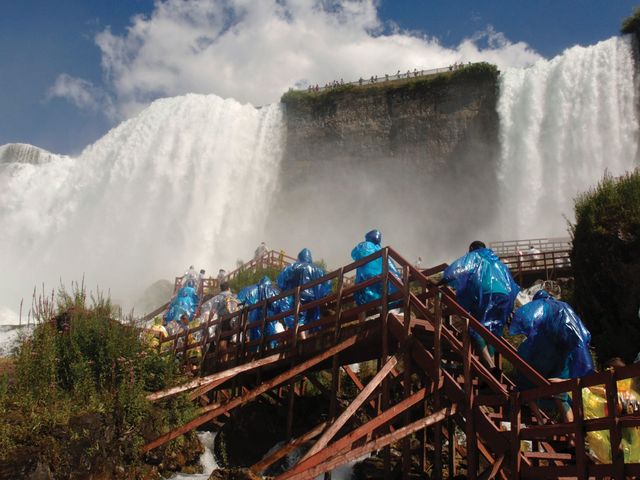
[
  {"xmin": 2, "ymin": 284, "xmax": 198, "ymax": 477},
  {"xmin": 571, "ymin": 170, "xmax": 640, "ymax": 363},
  {"xmin": 621, "ymin": 6, "xmax": 640, "ymax": 34}
]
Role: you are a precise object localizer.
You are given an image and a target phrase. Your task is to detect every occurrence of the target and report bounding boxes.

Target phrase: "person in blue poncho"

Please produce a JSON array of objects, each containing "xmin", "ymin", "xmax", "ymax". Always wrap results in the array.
[
  {"xmin": 237, "ymin": 276, "xmax": 292, "ymax": 347},
  {"xmin": 510, "ymin": 289, "xmax": 594, "ymax": 422},
  {"xmin": 440, "ymin": 240, "xmax": 519, "ymax": 372},
  {"xmin": 276, "ymin": 248, "xmax": 331, "ymax": 330},
  {"xmin": 351, "ymin": 229, "xmax": 401, "ymax": 306},
  {"xmin": 165, "ymin": 284, "xmax": 199, "ymax": 323}
]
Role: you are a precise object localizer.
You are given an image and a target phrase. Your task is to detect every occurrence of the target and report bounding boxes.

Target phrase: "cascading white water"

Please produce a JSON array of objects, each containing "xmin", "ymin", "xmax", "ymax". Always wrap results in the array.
[
  {"xmin": 0, "ymin": 94, "xmax": 284, "ymax": 322},
  {"xmin": 497, "ymin": 36, "xmax": 639, "ymax": 238}
]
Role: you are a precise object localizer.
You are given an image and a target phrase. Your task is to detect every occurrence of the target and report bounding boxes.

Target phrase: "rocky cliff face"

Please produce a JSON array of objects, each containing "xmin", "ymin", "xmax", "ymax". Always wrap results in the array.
[
  {"xmin": 269, "ymin": 65, "xmax": 501, "ymax": 261},
  {"xmin": 282, "ymin": 66, "xmax": 498, "ymax": 171}
]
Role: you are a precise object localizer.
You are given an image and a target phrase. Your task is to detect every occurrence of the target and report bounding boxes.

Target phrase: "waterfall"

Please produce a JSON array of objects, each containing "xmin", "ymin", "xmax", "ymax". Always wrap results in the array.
[
  {"xmin": 0, "ymin": 94, "xmax": 284, "ymax": 322},
  {"xmin": 497, "ymin": 36, "xmax": 639, "ymax": 238}
]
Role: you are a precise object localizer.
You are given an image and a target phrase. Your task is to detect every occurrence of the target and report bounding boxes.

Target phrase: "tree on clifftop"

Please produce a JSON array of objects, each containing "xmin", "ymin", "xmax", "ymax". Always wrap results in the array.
[{"xmin": 571, "ymin": 170, "xmax": 640, "ymax": 363}]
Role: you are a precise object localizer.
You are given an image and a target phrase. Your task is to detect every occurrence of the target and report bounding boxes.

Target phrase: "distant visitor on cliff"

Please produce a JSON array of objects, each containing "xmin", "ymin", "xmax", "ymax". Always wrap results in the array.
[
  {"xmin": 510, "ymin": 289, "xmax": 594, "ymax": 422},
  {"xmin": 217, "ymin": 268, "xmax": 227, "ymax": 286},
  {"xmin": 277, "ymin": 248, "xmax": 331, "ymax": 331},
  {"xmin": 527, "ymin": 245, "xmax": 542, "ymax": 267},
  {"xmin": 254, "ymin": 241, "xmax": 268, "ymax": 260},
  {"xmin": 439, "ymin": 241, "xmax": 520, "ymax": 374},
  {"xmin": 183, "ymin": 265, "xmax": 198, "ymax": 287},
  {"xmin": 351, "ymin": 229, "xmax": 401, "ymax": 306}
]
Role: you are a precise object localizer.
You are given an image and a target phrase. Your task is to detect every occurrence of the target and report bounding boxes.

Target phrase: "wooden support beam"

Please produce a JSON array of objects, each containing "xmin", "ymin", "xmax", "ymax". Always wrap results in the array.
[
  {"xmin": 605, "ymin": 369, "xmax": 624, "ymax": 480},
  {"xmin": 479, "ymin": 454, "xmax": 504, "ymax": 480},
  {"xmin": 142, "ymin": 333, "xmax": 363, "ymax": 452},
  {"xmin": 250, "ymin": 421, "xmax": 328, "ymax": 474},
  {"xmin": 433, "ymin": 292, "xmax": 443, "ymax": 480},
  {"xmin": 447, "ymin": 417, "xmax": 456, "ymax": 478},
  {"xmin": 277, "ymin": 404, "xmax": 458, "ymax": 480},
  {"xmin": 301, "ymin": 350, "xmax": 401, "ymax": 462},
  {"xmin": 380, "ymin": 248, "xmax": 391, "ymax": 480},
  {"xmin": 287, "ymin": 380, "xmax": 296, "ymax": 440},
  {"xmin": 463, "ymin": 317, "xmax": 478, "ymax": 480},
  {"xmin": 187, "ymin": 376, "xmax": 229, "ymax": 401},
  {"xmin": 147, "ymin": 350, "xmax": 285, "ymax": 402},
  {"xmin": 401, "ymin": 265, "xmax": 412, "ymax": 480},
  {"xmin": 342, "ymin": 365, "xmax": 379, "ymax": 413},
  {"xmin": 509, "ymin": 392, "xmax": 521, "ymax": 480},
  {"xmin": 280, "ymin": 388, "xmax": 427, "ymax": 480},
  {"xmin": 572, "ymin": 379, "xmax": 587, "ymax": 480}
]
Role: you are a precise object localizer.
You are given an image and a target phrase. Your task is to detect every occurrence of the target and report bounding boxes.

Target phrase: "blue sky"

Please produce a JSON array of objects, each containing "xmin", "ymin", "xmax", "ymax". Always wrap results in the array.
[{"xmin": 0, "ymin": 0, "xmax": 637, "ymax": 154}]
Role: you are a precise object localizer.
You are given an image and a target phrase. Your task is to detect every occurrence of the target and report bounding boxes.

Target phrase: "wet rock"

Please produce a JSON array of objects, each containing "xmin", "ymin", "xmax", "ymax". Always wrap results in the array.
[
  {"xmin": 26, "ymin": 462, "xmax": 53, "ymax": 480},
  {"xmin": 208, "ymin": 467, "xmax": 262, "ymax": 480}
]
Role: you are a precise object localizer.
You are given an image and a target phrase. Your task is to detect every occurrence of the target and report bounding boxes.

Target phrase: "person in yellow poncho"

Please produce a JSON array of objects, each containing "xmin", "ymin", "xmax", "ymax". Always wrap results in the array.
[
  {"xmin": 582, "ymin": 359, "xmax": 640, "ymax": 463},
  {"xmin": 144, "ymin": 316, "xmax": 169, "ymax": 351},
  {"xmin": 177, "ymin": 313, "xmax": 202, "ymax": 373}
]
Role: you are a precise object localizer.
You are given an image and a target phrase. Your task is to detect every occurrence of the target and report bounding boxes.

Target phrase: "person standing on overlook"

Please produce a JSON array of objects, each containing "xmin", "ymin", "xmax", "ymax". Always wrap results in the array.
[
  {"xmin": 216, "ymin": 268, "xmax": 227, "ymax": 287},
  {"xmin": 254, "ymin": 241, "xmax": 268, "ymax": 261},
  {"xmin": 439, "ymin": 240, "xmax": 520, "ymax": 374}
]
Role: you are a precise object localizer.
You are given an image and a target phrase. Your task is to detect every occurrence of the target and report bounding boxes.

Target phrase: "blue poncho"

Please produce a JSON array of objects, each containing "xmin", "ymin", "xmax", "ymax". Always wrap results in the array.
[
  {"xmin": 238, "ymin": 276, "xmax": 292, "ymax": 343},
  {"xmin": 276, "ymin": 248, "xmax": 331, "ymax": 327},
  {"xmin": 443, "ymin": 248, "xmax": 519, "ymax": 337},
  {"xmin": 165, "ymin": 285, "xmax": 199, "ymax": 323},
  {"xmin": 511, "ymin": 290, "xmax": 594, "ymax": 387},
  {"xmin": 351, "ymin": 241, "xmax": 401, "ymax": 306}
]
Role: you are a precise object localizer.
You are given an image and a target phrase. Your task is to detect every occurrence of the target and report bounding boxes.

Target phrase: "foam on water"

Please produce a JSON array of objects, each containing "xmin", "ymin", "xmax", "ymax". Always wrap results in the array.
[
  {"xmin": 170, "ymin": 431, "xmax": 219, "ymax": 480},
  {"xmin": 497, "ymin": 36, "xmax": 639, "ymax": 238},
  {"xmin": 0, "ymin": 95, "xmax": 284, "ymax": 322}
]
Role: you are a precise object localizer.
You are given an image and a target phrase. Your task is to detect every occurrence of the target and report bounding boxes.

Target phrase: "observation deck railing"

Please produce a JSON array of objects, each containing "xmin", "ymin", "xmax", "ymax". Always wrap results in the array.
[{"xmin": 298, "ymin": 63, "xmax": 471, "ymax": 93}]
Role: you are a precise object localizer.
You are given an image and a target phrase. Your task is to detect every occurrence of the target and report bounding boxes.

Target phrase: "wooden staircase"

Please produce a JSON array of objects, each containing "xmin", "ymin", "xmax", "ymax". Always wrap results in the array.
[{"xmin": 142, "ymin": 247, "xmax": 640, "ymax": 479}]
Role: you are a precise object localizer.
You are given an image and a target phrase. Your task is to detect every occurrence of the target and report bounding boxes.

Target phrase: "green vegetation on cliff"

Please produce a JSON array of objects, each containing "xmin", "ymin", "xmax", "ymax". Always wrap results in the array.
[
  {"xmin": 281, "ymin": 62, "xmax": 499, "ymax": 106},
  {"xmin": 0, "ymin": 286, "xmax": 201, "ymax": 479},
  {"xmin": 621, "ymin": 6, "xmax": 640, "ymax": 34},
  {"xmin": 571, "ymin": 170, "xmax": 640, "ymax": 363}
]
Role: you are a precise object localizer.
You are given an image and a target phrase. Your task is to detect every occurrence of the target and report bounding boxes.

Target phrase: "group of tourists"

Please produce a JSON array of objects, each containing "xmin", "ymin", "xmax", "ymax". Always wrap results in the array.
[
  {"xmin": 145, "ymin": 234, "xmax": 635, "ymax": 420},
  {"xmin": 440, "ymin": 241, "xmax": 594, "ymax": 395}
]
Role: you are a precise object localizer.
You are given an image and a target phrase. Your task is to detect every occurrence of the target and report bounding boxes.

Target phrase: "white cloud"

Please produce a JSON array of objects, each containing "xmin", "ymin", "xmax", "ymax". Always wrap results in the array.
[
  {"xmin": 56, "ymin": 0, "xmax": 543, "ymax": 117},
  {"xmin": 47, "ymin": 73, "xmax": 115, "ymax": 117}
]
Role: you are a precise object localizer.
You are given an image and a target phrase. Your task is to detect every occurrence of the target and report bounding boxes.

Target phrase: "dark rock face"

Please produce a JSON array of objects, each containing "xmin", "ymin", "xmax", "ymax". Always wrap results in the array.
[
  {"xmin": 271, "ymin": 69, "xmax": 501, "ymax": 261},
  {"xmin": 283, "ymin": 75, "xmax": 498, "ymax": 170}
]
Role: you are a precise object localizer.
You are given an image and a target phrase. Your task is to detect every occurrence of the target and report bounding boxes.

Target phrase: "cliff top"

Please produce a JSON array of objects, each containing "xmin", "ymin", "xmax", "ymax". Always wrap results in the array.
[{"xmin": 281, "ymin": 62, "xmax": 499, "ymax": 105}]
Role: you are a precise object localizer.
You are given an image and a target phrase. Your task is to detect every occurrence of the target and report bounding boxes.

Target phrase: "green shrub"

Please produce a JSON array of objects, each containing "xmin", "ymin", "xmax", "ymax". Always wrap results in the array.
[
  {"xmin": 227, "ymin": 266, "xmax": 283, "ymax": 293},
  {"xmin": 621, "ymin": 6, "xmax": 640, "ymax": 34},
  {"xmin": 571, "ymin": 170, "xmax": 640, "ymax": 363},
  {"xmin": 2, "ymin": 285, "xmax": 198, "ymax": 476}
]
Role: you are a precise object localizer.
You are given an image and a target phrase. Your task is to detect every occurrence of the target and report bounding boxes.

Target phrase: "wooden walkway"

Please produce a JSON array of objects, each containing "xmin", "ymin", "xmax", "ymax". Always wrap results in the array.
[
  {"xmin": 143, "ymin": 247, "xmax": 639, "ymax": 479},
  {"xmin": 490, "ymin": 238, "xmax": 573, "ymax": 285}
]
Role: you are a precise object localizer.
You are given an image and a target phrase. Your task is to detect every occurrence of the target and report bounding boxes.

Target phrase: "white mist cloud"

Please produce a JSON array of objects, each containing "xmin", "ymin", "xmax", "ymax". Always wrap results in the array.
[{"xmin": 54, "ymin": 0, "xmax": 542, "ymax": 117}]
